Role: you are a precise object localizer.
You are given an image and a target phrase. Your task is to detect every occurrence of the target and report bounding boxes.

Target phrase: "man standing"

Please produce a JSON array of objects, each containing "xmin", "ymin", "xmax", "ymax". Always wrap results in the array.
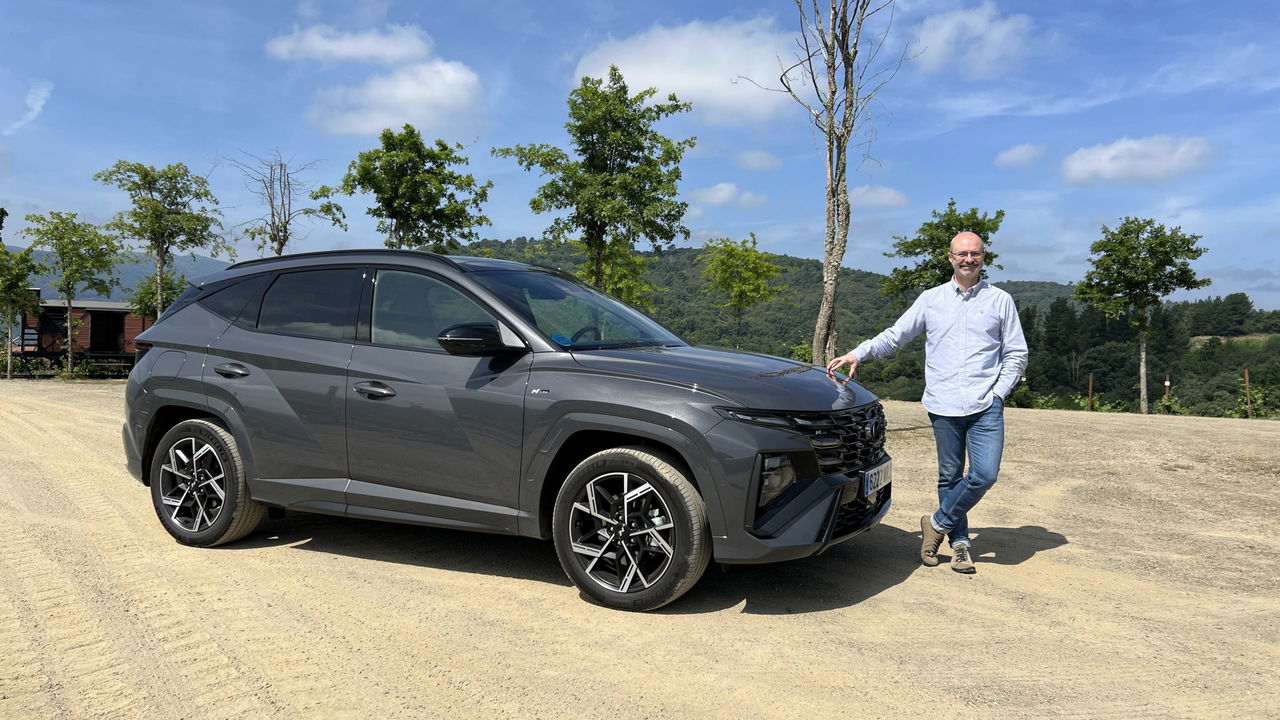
[{"xmin": 826, "ymin": 231, "xmax": 1027, "ymax": 573}]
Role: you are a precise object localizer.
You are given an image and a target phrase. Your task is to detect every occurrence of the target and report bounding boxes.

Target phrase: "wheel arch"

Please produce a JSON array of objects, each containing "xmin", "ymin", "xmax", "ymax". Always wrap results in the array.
[
  {"xmin": 523, "ymin": 414, "xmax": 727, "ymax": 541},
  {"xmin": 140, "ymin": 404, "xmax": 226, "ymax": 486}
]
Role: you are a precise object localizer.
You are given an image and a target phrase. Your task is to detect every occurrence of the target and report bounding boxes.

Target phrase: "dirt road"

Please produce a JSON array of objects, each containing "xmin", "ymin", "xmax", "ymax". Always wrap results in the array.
[{"xmin": 1, "ymin": 380, "xmax": 1276, "ymax": 719}]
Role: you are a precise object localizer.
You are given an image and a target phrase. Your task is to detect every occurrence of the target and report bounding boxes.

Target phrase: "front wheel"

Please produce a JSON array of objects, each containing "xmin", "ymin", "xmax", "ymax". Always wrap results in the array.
[
  {"xmin": 552, "ymin": 447, "xmax": 710, "ymax": 611},
  {"xmin": 149, "ymin": 419, "xmax": 263, "ymax": 547}
]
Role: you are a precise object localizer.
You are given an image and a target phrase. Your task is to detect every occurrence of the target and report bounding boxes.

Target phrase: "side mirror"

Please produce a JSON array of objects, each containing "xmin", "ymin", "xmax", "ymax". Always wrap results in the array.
[{"xmin": 437, "ymin": 322, "xmax": 521, "ymax": 356}]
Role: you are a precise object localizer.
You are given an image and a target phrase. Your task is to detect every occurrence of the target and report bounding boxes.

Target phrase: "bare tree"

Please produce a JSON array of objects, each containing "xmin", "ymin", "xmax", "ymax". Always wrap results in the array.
[
  {"xmin": 228, "ymin": 150, "xmax": 324, "ymax": 256},
  {"xmin": 778, "ymin": 0, "xmax": 906, "ymax": 364}
]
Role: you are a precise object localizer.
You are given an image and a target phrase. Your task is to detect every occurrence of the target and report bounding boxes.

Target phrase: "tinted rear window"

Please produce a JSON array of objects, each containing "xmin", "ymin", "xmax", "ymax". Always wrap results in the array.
[
  {"xmin": 198, "ymin": 274, "xmax": 271, "ymax": 322},
  {"xmin": 257, "ymin": 268, "xmax": 361, "ymax": 340}
]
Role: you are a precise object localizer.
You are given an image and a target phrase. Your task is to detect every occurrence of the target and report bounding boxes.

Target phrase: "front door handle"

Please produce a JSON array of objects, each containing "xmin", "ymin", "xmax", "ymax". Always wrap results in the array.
[
  {"xmin": 214, "ymin": 363, "xmax": 250, "ymax": 378},
  {"xmin": 353, "ymin": 381, "xmax": 397, "ymax": 399}
]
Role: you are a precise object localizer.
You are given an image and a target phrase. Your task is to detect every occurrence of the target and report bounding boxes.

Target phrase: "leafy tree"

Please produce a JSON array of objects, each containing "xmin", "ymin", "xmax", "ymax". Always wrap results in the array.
[
  {"xmin": 882, "ymin": 199, "xmax": 1004, "ymax": 308},
  {"xmin": 1219, "ymin": 293, "xmax": 1254, "ymax": 336},
  {"xmin": 227, "ymin": 149, "xmax": 325, "ymax": 256},
  {"xmin": 699, "ymin": 234, "xmax": 786, "ymax": 347},
  {"xmin": 128, "ymin": 271, "xmax": 187, "ymax": 320},
  {"xmin": 0, "ymin": 243, "xmax": 42, "ymax": 379},
  {"xmin": 494, "ymin": 65, "xmax": 694, "ymax": 306},
  {"xmin": 94, "ymin": 161, "xmax": 227, "ymax": 317},
  {"xmin": 313, "ymin": 124, "xmax": 492, "ymax": 253},
  {"xmin": 775, "ymin": 0, "xmax": 908, "ymax": 363},
  {"xmin": 1075, "ymin": 217, "xmax": 1210, "ymax": 413},
  {"xmin": 21, "ymin": 212, "xmax": 121, "ymax": 373}
]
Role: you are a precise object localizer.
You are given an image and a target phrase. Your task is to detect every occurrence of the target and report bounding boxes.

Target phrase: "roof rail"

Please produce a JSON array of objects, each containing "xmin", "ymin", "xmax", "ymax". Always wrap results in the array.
[{"xmin": 228, "ymin": 248, "xmax": 464, "ymax": 271}]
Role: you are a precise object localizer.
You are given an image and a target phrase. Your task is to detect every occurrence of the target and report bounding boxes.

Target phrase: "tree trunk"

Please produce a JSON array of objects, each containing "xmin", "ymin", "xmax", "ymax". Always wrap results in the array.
[
  {"xmin": 65, "ymin": 294, "xmax": 75, "ymax": 374},
  {"xmin": 155, "ymin": 254, "xmax": 165, "ymax": 319},
  {"xmin": 812, "ymin": 133, "xmax": 850, "ymax": 365},
  {"xmin": 4, "ymin": 301, "xmax": 12, "ymax": 380},
  {"xmin": 1138, "ymin": 333, "xmax": 1148, "ymax": 414}
]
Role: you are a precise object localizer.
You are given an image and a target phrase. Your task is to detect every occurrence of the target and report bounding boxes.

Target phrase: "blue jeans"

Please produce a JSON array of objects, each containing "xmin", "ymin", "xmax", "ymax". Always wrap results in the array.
[{"xmin": 928, "ymin": 396, "xmax": 1005, "ymax": 547}]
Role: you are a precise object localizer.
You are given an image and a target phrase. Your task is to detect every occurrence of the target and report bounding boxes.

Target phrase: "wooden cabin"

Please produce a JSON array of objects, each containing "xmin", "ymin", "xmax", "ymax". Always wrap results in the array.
[{"xmin": 18, "ymin": 288, "xmax": 152, "ymax": 364}]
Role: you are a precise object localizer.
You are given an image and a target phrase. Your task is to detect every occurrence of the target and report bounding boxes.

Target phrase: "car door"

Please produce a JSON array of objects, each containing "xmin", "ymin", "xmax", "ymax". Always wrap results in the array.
[
  {"xmin": 344, "ymin": 268, "xmax": 531, "ymax": 533},
  {"xmin": 202, "ymin": 267, "xmax": 360, "ymax": 514}
]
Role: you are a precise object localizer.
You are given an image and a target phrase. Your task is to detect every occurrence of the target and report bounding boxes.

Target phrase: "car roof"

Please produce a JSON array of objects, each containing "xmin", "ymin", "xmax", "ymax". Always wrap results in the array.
[{"xmin": 195, "ymin": 248, "xmax": 567, "ymax": 288}]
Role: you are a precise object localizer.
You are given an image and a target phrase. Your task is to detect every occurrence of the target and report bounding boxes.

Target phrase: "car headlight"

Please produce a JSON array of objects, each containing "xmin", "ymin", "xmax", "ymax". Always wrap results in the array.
[{"xmin": 759, "ymin": 453, "xmax": 797, "ymax": 507}]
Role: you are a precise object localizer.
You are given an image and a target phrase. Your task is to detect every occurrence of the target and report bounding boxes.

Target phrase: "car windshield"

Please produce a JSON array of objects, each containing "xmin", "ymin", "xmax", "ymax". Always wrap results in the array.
[{"xmin": 472, "ymin": 269, "xmax": 686, "ymax": 350}]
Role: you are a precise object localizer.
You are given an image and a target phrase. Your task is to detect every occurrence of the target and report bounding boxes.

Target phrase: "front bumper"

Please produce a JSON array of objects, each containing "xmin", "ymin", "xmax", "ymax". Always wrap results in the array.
[{"xmin": 711, "ymin": 470, "xmax": 891, "ymax": 564}]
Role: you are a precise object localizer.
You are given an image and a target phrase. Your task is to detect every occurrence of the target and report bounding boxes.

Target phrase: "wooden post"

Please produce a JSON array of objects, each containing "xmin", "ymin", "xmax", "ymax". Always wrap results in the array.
[
  {"xmin": 1164, "ymin": 375, "xmax": 1171, "ymax": 400},
  {"xmin": 1244, "ymin": 368, "xmax": 1254, "ymax": 419},
  {"xmin": 1088, "ymin": 373, "xmax": 1095, "ymax": 412}
]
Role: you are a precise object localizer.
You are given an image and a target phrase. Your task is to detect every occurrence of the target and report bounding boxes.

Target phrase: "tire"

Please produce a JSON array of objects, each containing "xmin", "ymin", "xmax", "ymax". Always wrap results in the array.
[
  {"xmin": 552, "ymin": 446, "xmax": 710, "ymax": 611},
  {"xmin": 149, "ymin": 419, "xmax": 264, "ymax": 547}
]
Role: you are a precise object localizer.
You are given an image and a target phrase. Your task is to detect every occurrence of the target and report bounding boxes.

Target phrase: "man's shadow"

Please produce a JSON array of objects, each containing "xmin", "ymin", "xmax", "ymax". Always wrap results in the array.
[{"xmin": 961, "ymin": 525, "xmax": 1068, "ymax": 566}]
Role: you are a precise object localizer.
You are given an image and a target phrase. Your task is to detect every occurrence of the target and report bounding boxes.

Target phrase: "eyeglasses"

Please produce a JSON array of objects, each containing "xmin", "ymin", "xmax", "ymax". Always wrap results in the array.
[{"xmin": 949, "ymin": 251, "xmax": 985, "ymax": 259}]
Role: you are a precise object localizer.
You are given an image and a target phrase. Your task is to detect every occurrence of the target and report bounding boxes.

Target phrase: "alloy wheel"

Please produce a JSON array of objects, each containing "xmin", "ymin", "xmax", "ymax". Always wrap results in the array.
[
  {"xmin": 158, "ymin": 437, "xmax": 227, "ymax": 533},
  {"xmin": 567, "ymin": 471, "xmax": 675, "ymax": 593}
]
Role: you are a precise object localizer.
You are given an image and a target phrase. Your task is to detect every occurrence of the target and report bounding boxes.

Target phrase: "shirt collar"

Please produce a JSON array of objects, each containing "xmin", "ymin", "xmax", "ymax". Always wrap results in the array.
[{"xmin": 950, "ymin": 277, "xmax": 987, "ymax": 298}]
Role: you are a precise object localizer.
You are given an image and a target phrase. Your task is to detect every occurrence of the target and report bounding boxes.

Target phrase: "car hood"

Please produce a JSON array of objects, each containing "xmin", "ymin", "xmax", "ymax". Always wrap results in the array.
[{"xmin": 569, "ymin": 345, "xmax": 879, "ymax": 411}]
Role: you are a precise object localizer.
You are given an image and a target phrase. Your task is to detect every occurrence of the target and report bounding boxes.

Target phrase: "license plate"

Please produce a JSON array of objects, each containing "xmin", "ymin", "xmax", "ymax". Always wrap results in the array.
[{"xmin": 863, "ymin": 460, "xmax": 892, "ymax": 497}]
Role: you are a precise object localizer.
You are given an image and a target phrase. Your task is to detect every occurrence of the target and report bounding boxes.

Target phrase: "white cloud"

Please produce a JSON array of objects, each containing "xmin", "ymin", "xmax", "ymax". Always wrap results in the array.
[
  {"xmin": 994, "ymin": 143, "xmax": 1044, "ymax": 168},
  {"xmin": 849, "ymin": 184, "xmax": 908, "ymax": 208},
  {"xmin": 1062, "ymin": 135, "xmax": 1212, "ymax": 185},
  {"xmin": 690, "ymin": 182, "xmax": 767, "ymax": 207},
  {"xmin": 735, "ymin": 150, "xmax": 782, "ymax": 171},
  {"xmin": 912, "ymin": 1, "xmax": 1033, "ymax": 77},
  {"xmin": 575, "ymin": 18, "xmax": 795, "ymax": 126},
  {"xmin": 3, "ymin": 80, "xmax": 54, "ymax": 136},
  {"xmin": 266, "ymin": 24, "xmax": 430, "ymax": 64},
  {"xmin": 306, "ymin": 61, "xmax": 481, "ymax": 135},
  {"xmin": 1148, "ymin": 43, "xmax": 1280, "ymax": 95}
]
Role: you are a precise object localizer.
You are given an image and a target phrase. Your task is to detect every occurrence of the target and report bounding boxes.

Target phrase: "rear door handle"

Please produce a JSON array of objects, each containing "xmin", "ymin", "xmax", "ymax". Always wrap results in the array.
[
  {"xmin": 353, "ymin": 381, "xmax": 397, "ymax": 399},
  {"xmin": 214, "ymin": 363, "xmax": 250, "ymax": 378}
]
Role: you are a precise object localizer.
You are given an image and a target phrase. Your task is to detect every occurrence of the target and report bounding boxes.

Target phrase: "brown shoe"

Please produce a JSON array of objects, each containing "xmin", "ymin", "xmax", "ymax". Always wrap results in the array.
[
  {"xmin": 951, "ymin": 544, "xmax": 976, "ymax": 574},
  {"xmin": 920, "ymin": 515, "xmax": 944, "ymax": 567}
]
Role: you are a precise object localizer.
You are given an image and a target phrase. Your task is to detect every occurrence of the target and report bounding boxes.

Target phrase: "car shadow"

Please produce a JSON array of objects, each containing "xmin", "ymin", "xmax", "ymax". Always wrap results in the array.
[
  {"xmin": 665, "ymin": 523, "xmax": 1070, "ymax": 615},
  {"xmin": 228, "ymin": 513, "xmax": 573, "ymax": 588},
  {"xmin": 224, "ymin": 515, "xmax": 1067, "ymax": 614}
]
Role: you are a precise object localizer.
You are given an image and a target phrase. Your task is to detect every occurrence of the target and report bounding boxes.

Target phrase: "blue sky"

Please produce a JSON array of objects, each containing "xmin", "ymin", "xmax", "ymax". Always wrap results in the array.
[{"xmin": 4, "ymin": 0, "xmax": 1279, "ymax": 309}]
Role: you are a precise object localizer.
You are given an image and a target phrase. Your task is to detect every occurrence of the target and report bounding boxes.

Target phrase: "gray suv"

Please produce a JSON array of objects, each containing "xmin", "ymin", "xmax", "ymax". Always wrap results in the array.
[{"xmin": 124, "ymin": 249, "xmax": 891, "ymax": 610}]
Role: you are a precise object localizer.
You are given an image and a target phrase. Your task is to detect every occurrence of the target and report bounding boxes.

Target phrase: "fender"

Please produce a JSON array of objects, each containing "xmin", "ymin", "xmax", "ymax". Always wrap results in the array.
[{"xmin": 518, "ymin": 411, "xmax": 729, "ymax": 540}]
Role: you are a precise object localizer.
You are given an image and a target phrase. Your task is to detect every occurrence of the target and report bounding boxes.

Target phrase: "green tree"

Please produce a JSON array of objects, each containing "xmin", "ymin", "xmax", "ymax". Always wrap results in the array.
[
  {"xmin": 1075, "ymin": 217, "xmax": 1210, "ymax": 414},
  {"xmin": 313, "ymin": 124, "xmax": 492, "ymax": 253},
  {"xmin": 494, "ymin": 65, "xmax": 694, "ymax": 306},
  {"xmin": 0, "ymin": 243, "xmax": 42, "ymax": 379},
  {"xmin": 21, "ymin": 212, "xmax": 121, "ymax": 373},
  {"xmin": 94, "ymin": 161, "xmax": 227, "ymax": 316},
  {"xmin": 699, "ymin": 234, "xmax": 786, "ymax": 347},
  {"xmin": 882, "ymin": 199, "xmax": 1005, "ymax": 308},
  {"xmin": 128, "ymin": 271, "xmax": 187, "ymax": 320}
]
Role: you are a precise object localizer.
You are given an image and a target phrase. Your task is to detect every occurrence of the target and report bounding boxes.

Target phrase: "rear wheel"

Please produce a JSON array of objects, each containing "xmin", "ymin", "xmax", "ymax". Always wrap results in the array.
[
  {"xmin": 149, "ymin": 419, "xmax": 263, "ymax": 547},
  {"xmin": 552, "ymin": 447, "xmax": 710, "ymax": 611}
]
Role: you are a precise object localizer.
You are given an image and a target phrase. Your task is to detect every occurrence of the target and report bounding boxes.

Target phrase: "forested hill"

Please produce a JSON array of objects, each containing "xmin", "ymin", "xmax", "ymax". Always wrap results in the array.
[{"xmin": 4, "ymin": 244, "xmax": 229, "ymax": 303}]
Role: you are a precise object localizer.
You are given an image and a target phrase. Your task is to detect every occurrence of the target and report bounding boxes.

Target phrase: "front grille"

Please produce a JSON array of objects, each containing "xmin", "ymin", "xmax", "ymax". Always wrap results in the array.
[
  {"xmin": 790, "ymin": 402, "xmax": 887, "ymax": 476},
  {"xmin": 825, "ymin": 485, "xmax": 890, "ymax": 539}
]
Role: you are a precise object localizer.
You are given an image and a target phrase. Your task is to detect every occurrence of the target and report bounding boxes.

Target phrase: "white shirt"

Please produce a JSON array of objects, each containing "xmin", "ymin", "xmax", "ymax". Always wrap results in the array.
[{"xmin": 852, "ymin": 278, "xmax": 1028, "ymax": 417}]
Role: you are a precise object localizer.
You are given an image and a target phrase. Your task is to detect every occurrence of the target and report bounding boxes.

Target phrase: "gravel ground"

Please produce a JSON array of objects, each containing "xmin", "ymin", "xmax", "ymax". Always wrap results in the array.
[{"xmin": 0, "ymin": 379, "xmax": 1276, "ymax": 719}]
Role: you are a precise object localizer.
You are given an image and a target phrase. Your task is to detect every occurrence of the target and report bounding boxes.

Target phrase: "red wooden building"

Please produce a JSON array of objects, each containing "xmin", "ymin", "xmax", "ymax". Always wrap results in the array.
[{"xmin": 18, "ymin": 288, "xmax": 152, "ymax": 362}]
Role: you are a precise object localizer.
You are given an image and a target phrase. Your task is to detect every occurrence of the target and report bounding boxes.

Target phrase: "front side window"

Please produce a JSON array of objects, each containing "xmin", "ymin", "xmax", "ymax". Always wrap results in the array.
[
  {"xmin": 257, "ymin": 268, "xmax": 360, "ymax": 340},
  {"xmin": 371, "ymin": 270, "xmax": 495, "ymax": 351}
]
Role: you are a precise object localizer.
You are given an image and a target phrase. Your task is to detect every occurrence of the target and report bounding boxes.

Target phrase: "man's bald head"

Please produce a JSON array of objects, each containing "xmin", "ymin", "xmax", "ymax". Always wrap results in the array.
[{"xmin": 950, "ymin": 232, "xmax": 984, "ymax": 254}]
